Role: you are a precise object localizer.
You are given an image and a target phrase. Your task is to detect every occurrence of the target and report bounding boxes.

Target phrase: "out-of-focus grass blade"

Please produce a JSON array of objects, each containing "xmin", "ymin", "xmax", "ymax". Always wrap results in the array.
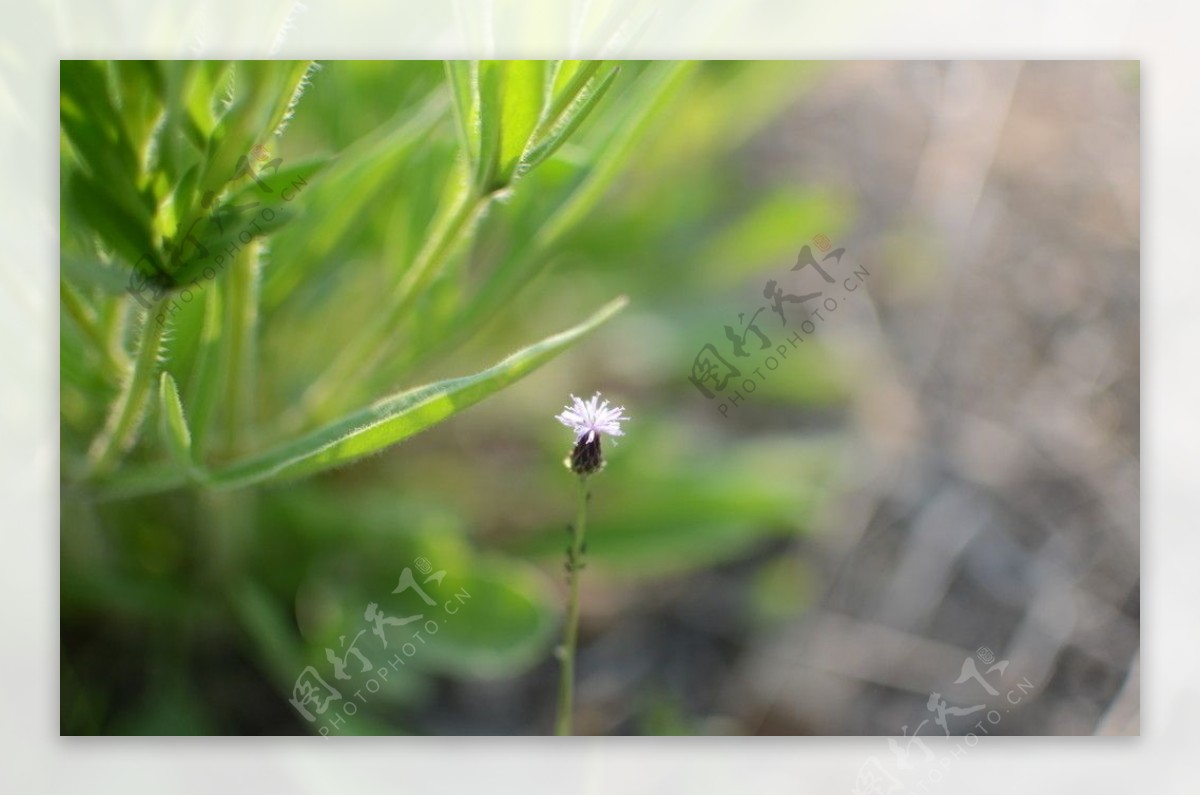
[
  {"xmin": 459, "ymin": 62, "xmax": 694, "ymax": 343},
  {"xmin": 60, "ymin": 253, "xmax": 131, "ymax": 295},
  {"xmin": 209, "ymin": 295, "xmax": 628, "ymax": 489},
  {"xmin": 60, "ymin": 281, "xmax": 124, "ymax": 379},
  {"xmin": 111, "ymin": 61, "xmax": 167, "ymax": 176},
  {"xmin": 513, "ymin": 433, "xmax": 842, "ymax": 577},
  {"xmin": 198, "ymin": 61, "xmax": 313, "ymax": 198},
  {"xmin": 416, "ymin": 557, "xmax": 558, "ymax": 678},
  {"xmin": 262, "ymin": 93, "xmax": 448, "ymax": 308},
  {"xmin": 60, "ymin": 61, "xmax": 146, "ymax": 207},
  {"xmin": 229, "ymin": 581, "xmax": 313, "ymax": 697},
  {"xmin": 93, "ymin": 464, "xmax": 189, "ymax": 502},
  {"xmin": 64, "ymin": 171, "xmax": 159, "ymax": 276},
  {"xmin": 259, "ymin": 493, "xmax": 559, "ymax": 681},
  {"xmin": 224, "ymin": 155, "xmax": 329, "ymax": 211},
  {"xmin": 537, "ymin": 61, "xmax": 695, "ymax": 250}
]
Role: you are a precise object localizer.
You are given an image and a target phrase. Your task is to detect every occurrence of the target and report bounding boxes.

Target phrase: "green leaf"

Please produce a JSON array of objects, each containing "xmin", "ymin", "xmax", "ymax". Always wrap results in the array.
[
  {"xmin": 444, "ymin": 60, "xmax": 478, "ymax": 163},
  {"xmin": 275, "ymin": 506, "xmax": 559, "ymax": 681},
  {"xmin": 230, "ymin": 580, "xmax": 314, "ymax": 692},
  {"xmin": 65, "ymin": 170, "xmax": 160, "ymax": 277},
  {"xmin": 157, "ymin": 372, "xmax": 193, "ymax": 469},
  {"xmin": 699, "ymin": 186, "xmax": 850, "ymax": 286},
  {"xmin": 199, "ymin": 61, "xmax": 313, "ymax": 199},
  {"xmin": 545, "ymin": 61, "xmax": 603, "ymax": 126},
  {"xmin": 157, "ymin": 157, "xmax": 329, "ymax": 289},
  {"xmin": 159, "ymin": 206, "xmax": 291, "ymax": 290},
  {"xmin": 537, "ymin": 61, "xmax": 696, "ymax": 249},
  {"xmin": 60, "ymin": 62, "xmax": 146, "ymax": 205},
  {"xmin": 93, "ymin": 462, "xmax": 189, "ymax": 502},
  {"xmin": 415, "ymin": 557, "xmax": 558, "ymax": 678},
  {"xmin": 253, "ymin": 490, "xmax": 556, "ymax": 686},
  {"xmin": 514, "ymin": 433, "xmax": 842, "ymax": 578},
  {"xmin": 223, "ymin": 154, "xmax": 330, "ymax": 210},
  {"xmin": 60, "ymin": 280, "xmax": 126, "ymax": 377},
  {"xmin": 458, "ymin": 62, "xmax": 695, "ymax": 346},
  {"xmin": 473, "ymin": 61, "xmax": 504, "ymax": 190},
  {"xmin": 60, "ymin": 252, "xmax": 131, "ymax": 296},
  {"xmin": 184, "ymin": 286, "xmax": 223, "ymax": 460},
  {"xmin": 518, "ymin": 65, "xmax": 619, "ymax": 174},
  {"xmin": 262, "ymin": 93, "xmax": 448, "ymax": 308},
  {"xmin": 494, "ymin": 60, "xmax": 546, "ymax": 182},
  {"xmin": 208, "ymin": 294, "xmax": 629, "ymax": 489},
  {"xmin": 111, "ymin": 61, "xmax": 167, "ymax": 175}
]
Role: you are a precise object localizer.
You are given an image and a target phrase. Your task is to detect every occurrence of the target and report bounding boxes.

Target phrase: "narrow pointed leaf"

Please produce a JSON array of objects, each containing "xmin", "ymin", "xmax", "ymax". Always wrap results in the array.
[
  {"xmin": 461, "ymin": 62, "xmax": 694, "ymax": 337},
  {"xmin": 519, "ymin": 65, "xmax": 619, "ymax": 173},
  {"xmin": 547, "ymin": 61, "xmax": 603, "ymax": 123},
  {"xmin": 157, "ymin": 372, "xmax": 193, "ymax": 468},
  {"xmin": 262, "ymin": 93, "xmax": 448, "ymax": 308},
  {"xmin": 209, "ymin": 295, "xmax": 628, "ymax": 489}
]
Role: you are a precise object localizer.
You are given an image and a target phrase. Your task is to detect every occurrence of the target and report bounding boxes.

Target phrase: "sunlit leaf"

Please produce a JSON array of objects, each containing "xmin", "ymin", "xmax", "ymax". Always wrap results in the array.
[
  {"xmin": 207, "ymin": 295, "xmax": 628, "ymax": 489},
  {"xmin": 494, "ymin": 60, "xmax": 546, "ymax": 182},
  {"xmin": 157, "ymin": 372, "xmax": 193, "ymax": 469}
]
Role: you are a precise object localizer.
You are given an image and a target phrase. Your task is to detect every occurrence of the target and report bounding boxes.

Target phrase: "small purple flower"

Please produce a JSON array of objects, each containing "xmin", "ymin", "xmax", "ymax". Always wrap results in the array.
[{"xmin": 555, "ymin": 392, "xmax": 629, "ymax": 475}]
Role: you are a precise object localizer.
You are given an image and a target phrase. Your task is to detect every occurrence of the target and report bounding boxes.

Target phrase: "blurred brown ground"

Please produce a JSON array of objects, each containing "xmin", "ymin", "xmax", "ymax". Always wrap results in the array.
[{"xmin": 732, "ymin": 61, "xmax": 1139, "ymax": 735}]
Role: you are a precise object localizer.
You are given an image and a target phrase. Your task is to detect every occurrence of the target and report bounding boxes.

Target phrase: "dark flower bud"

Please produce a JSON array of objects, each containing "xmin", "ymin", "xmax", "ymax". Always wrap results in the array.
[{"xmin": 567, "ymin": 435, "xmax": 604, "ymax": 475}]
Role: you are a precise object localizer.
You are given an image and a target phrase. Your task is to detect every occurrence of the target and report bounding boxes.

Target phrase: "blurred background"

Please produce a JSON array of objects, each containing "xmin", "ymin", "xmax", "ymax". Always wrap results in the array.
[{"xmin": 59, "ymin": 60, "xmax": 1138, "ymax": 735}]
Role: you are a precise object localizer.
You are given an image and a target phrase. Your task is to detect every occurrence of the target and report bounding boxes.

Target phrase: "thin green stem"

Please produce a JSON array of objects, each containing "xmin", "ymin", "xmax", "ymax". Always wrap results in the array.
[
  {"xmin": 211, "ymin": 243, "xmax": 261, "ymax": 580},
  {"xmin": 186, "ymin": 285, "xmax": 223, "ymax": 463},
  {"xmin": 221, "ymin": 242, "xmax": 260, "ymax": 456},
  {"xmin": 556, "ymin": 474, "xmax": 589, "ymax": 736},
  {"xmin": 86, "ymin": 296, "xmax": 170, "ymax": 476}
]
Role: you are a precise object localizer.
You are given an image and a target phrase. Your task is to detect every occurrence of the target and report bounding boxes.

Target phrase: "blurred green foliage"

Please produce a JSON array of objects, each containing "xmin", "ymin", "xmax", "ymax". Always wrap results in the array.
[{"xmin": 60, "ymin": 60, "xmax": 852, "ymax": 734}]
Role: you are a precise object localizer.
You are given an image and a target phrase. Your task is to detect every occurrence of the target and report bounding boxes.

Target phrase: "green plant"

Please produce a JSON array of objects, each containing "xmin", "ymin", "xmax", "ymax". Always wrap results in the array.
[
  {"xmin": 61, "ymin": 60, "xmax": 846, "ymax": 735},
  {"xmin": 62, "ymin": 60, "xmax": 661, "ymax": 491},
  {"xmin": 551, "ymin": 392, "xmax": 629, "ymax": 734}
]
